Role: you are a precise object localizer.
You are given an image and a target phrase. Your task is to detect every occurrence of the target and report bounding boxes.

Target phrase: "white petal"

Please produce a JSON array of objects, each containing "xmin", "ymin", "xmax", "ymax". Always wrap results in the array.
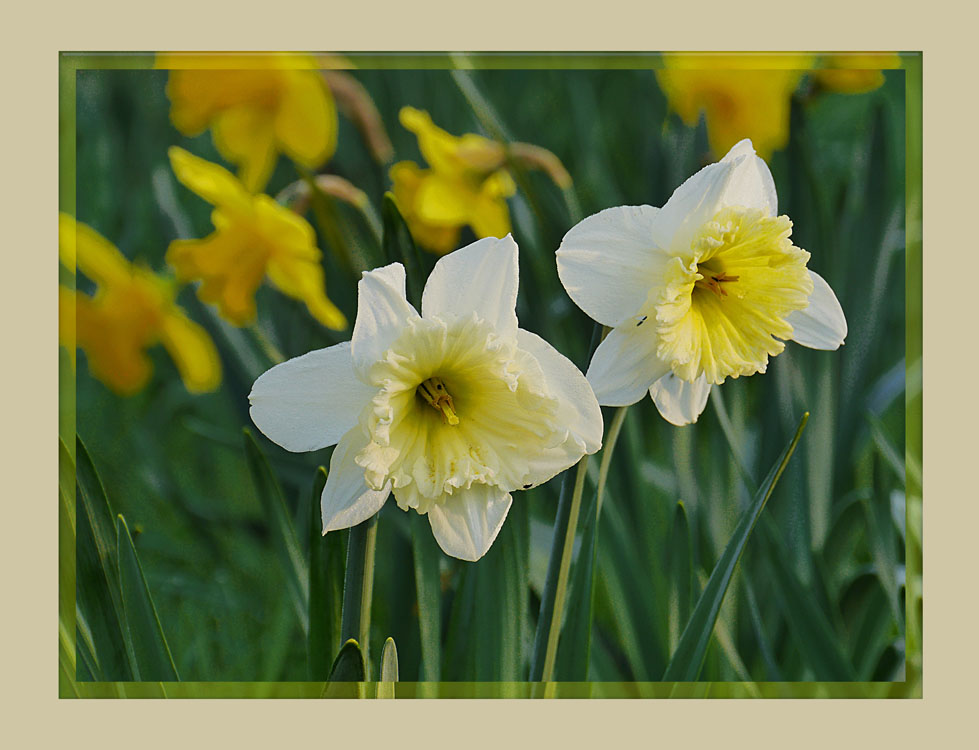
[
  {"xmin": 516, "ymin": 329, "xmax": 603, "ymax": 455},
  {"xmin": 351, "ymin": 263, "xmax": 420, "ymax": 375},
  {"xmin": 718, "ymin": 139, "xmax": 778, "ymax": 216},
  {"xmin": 421, "ymin": 235, "xmax": 519, "ymax": 337},
  {"xmin": 556, "ymin": 206, "xmax": 665, "ymax": 328},
  {"xmin": 321, "ymin": 426, "xmax": 391, "ymax": 532},
  {"xmin": 655, "ymin": 157, "xmax": 738, "ymax": 251},
  {"xmin": 586, "ymin": 323, "xmax": 671, "ymax": 407},
  {"xmin": 649, "ymin": 371, "xmax": 712, "ymax": 426},
  {"xmin": 787, "ymin": 271, "xmax": 848, "ymax": 350},
  {"xmin": 249, "ymin": 342, "xmax": 374, "ymax": 452},
  {"xmin": 427, "ymin": 484, "xmax": 512, "ymax": 562}
]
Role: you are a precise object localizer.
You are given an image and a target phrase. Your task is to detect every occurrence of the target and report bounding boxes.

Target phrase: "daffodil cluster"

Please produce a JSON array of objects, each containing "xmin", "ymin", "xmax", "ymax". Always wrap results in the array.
[
  {"xmin": 246, "ymin": 111, "xmax": 848, "ymax": 562},
  {"xmin": 65, "ymin": 56, "xmax": 855, "ymax": 565}
]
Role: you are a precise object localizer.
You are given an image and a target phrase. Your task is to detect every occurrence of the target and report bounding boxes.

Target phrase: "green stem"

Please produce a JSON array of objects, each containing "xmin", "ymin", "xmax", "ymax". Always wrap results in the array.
[
  {"xmin": 340, "ymin": 514, "xmax": 378, "ymax": 680},
  {"xmin": 248, "ymin": 323, "xmax": 284, "ymax": 366},
  {"xmin": 542, "ymin": 404, "xmax": 628, "ymax": 695},
  {"xmin": 298, "ymin": 167, "xmax": 361, "ymax": 276},
  {"xmin": 359, "ymin": 200, "xmax": 384, "ymax": 251},
  {"xmin": 528, "ymin": 323, "xmax": 603, "ymax": 683},
  {"xmin": 359, "ymin": 521, "xmax": 377, "ymax": 669},
  {"xmin": 539, "ymin": 457, "xmax": 589, "ymax": 684},
  {"xmin": 595, "ymin": 406, "xmax": 629, "ymax": 518},
  {"xmin": 710, "ymin": 386, "xmax": 757, "ymax": 493}
]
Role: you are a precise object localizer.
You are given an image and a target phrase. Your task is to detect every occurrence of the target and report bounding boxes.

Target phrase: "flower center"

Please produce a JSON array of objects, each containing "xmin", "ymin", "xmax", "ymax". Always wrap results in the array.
[
  {"xmin": 654, "ymin": 206, "xmax": 814, "ymax": 385},
  {"xmin": 693, "ymin": 261, "xmax": 740, "ymax": 298},
  {"xmin": 354, "ymin": 315, "xmax": 562, "ymax": 514},
  {"xmin": 416, "ymin": 376, "xmax": 460, "ymax": 425}
]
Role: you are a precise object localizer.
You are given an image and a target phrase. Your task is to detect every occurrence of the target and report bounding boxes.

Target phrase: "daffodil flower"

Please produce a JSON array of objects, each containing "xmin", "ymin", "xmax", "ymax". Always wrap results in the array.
[
  {"xmin": 390, "ymin": 107, "xmax": 516, "ymax": 254},
  {"xmin": 813, "ymin": 53, "xmax": 902, "ymax": 95},
  {"xmin": 655, "ymin": 54, "xmax": 812, "ymax": 160},
  {"xmin": 166, "ymin": 146, "xmax": 347, "ymax": 330},
  {"xmin": 557, "ymin": 139, "xmax": 847, "ymax": 426},
  {"xmin": 59, "ymin": 214, "xmax": 221, "ymax": 396},
  {"xmin": 158, "ymin": 53, "xmax": 338, "ymax": 193},
  {"xmin": 249, "ymin": 236, "xmax": 603, "ymax": 561}
]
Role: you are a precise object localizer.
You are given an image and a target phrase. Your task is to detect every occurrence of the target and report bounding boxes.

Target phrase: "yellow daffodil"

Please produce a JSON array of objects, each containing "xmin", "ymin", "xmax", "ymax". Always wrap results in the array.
[
  {"xmin": 249, "ymin": 236, "xmax": 603, "ymax": 561},
  {"xmin": 814, "ymin": 53, "xmax": 902, "ymax": 95},
  {"xmin": 59, "ymin": 214, "xmax": 221, "ymax": 396},
  {"xmin": 390, "ymin": 107, "xmax": 516, "ymax": 255},
  {"xmin": 557, "ymin": 140, "xmax": 847, "ymax": 425},
  {"xmin": 655, "ymin": 54, "xmax": 813, "ymax": 160},
  {"xmin": 158, "ymin": 53, "xmax": 338, "ymax": 193},
  {"xmin": 166, "ymin": 146, "xmax": 347, "ymax": 330}
]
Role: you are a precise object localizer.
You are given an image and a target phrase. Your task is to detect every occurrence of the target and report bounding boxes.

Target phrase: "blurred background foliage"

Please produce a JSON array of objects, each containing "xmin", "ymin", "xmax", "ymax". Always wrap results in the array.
[{"xmin": 61, "ymin": 55, "xmax": 916, "ymax": 689}]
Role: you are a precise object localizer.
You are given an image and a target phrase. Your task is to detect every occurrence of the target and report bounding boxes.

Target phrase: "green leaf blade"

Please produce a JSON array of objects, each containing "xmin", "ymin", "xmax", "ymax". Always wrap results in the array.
[
  {"xmin": 116, "ymin": 514, "xmax": 179, "ymax": 681},
  {"xmin": 325, "ymin": 639, "xmax": 366, "ymax": 698},
  {"xmin": 308, "ymin": 467, "xmax": 347, "ymax": 680},
  {"xmin": 243, "ymin": 429, "xmax": 309, "ymax": 633},
  {"xmin": 381, "ymin": 192, "xmax": 429, "ymax": 307},
  {"xmin": 378, "ymin": 637, "xmax": 399, "ymax": 698},
  {"xmin": 410, "ymin": 512, "xmax": 442, "ymax": 681},
  {"xmin": 74, "ymin": 437, "xmax": 133, "ymax": 680},
  {"xmin": 662, "ymin": 412, "xmax": 809, "ymax": 682},
  {"xmin": 667, "ymin": 501, "xmax": 693, "ymax": 654}
]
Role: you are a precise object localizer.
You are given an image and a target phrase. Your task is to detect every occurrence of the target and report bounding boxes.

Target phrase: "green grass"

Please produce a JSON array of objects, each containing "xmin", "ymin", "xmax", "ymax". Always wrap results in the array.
[{"xmin": 60, "ymin": 53, "xmax": 919, "ymax": 695}]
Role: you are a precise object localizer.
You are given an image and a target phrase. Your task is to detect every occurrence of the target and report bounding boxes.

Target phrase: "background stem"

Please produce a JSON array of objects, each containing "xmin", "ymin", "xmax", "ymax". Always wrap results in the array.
[
  {"xmin": 539, "ymin": 458, "xmax": 589, "ymax": 683},
  {"xmin": 340, "ymin": 514, "xmax": 378, "ymax": 679}
]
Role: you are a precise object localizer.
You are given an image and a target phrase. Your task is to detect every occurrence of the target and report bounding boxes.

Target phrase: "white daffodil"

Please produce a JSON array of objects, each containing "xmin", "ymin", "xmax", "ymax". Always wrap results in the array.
[
  {"xmin": 556, "ymin": 139, "xmax": 847, "ymax": 426},
  {"xmin": 249, "ymin": 235, "xmax": 603, "ymax": 561}
]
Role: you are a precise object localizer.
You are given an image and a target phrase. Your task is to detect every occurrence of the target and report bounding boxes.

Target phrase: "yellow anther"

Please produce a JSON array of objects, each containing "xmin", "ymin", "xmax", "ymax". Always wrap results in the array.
[
  {"xmin": 417, "ymin": 377, "xmax": 460, "ymax": 425},
  {"xmin": 695, "ymin": 266, "xmax": 740, "ymax": 298}
]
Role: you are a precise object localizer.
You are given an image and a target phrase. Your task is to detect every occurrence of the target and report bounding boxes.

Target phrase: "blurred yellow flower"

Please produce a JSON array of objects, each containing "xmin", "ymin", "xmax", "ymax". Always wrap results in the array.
[
  {"xmin": 166, "ymin": 147, "xmax": 347, "ymax": 330},
  {"xmin": 158, "ymin": 53, "xmax": 338, "ymax": 193},
  {"xmin": 814, "ymin": 53, "xmax": 902, "ymax": 95},
  {"xmin": 390, "ymin": 107, "xmax": 516, "ymax": 254},
  {"xmin": 655, "ymin": 54, "xmax": 813, "ymax": 160},
  {"xmin": 59, "ymin": 214, "xmax": 221, "ymax": 396}
]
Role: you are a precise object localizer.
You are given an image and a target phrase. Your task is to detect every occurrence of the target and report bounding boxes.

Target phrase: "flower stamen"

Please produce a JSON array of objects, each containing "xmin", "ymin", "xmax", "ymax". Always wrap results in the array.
[
  {"xmin": 417, "ymin": 376, "xmax": 460, "ymax": 425},
  {"xmin": 694, "ymin": 265, "xmax": 740, "ymax": 298}
]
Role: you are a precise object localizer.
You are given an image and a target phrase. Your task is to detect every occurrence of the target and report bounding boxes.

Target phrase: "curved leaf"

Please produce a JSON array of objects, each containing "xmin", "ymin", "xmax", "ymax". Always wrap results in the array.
[
  {"xmin": 662, "ymin": 412, "xmax": 809, "ymax": 681},
  {"xmin": 243, "ymin": 429, "xmax": 309, "ymax": 632},
  {"xmin": 116, "ymin": 514, "xmax": 179, "ymax": 680},
  {"xmin": 377, "ymin": 637, "xmax": 399, "ymax": 699}
]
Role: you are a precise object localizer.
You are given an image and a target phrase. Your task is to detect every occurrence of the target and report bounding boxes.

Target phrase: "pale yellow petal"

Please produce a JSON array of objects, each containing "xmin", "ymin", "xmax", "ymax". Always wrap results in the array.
[
  {"xmin": 58, "ymin": 286, "xmax": 77, "ymax": 368},
  {"xmin": 60, "ymin": 214, "xmax": 131, "ymax": 287},
  {"xmin": 168, "ymin": 146, "xmax": 252, "ymax": 212},
  {"xmin": 266, "ymin": 254, "xmax": 347, "ymax": 330},
  {"xmin": 274, "ymin": 70, "xmax": 337, "ymax": 168},
  {"xmin": 655, "ymin": 64, "xmax": 805, "ymax": 160},
  {"xmin": 166, "ymin": 227, "xmax": 267, "ymax": 327},
  {"xmin": 75, "ymin": 298, "xmax": 153, "ymax": 395},
  {"xmin": 210, "ymin": 107, "xmax": 278, "ymax": 193},
  {"xmin": 415, "ymin": 174, "xmax": 473, "ymax": 226},
  {"xmin": 399, "ymin": 107, "xmax": 461, "ymax": 175},
  {"xmin": 389, "ymin": 162, "xmax": 461, "ymax": 254},
  {"xmin": 253, "ymin": 195, "xmax": 318, "ymax": 258},
  {"xmin": 468, "ymin": 191, "xmax": 511, "ymax": 239},
  {"xmin": 160, "ymin": 310, "xmax": 222, "ymax": 392}
]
